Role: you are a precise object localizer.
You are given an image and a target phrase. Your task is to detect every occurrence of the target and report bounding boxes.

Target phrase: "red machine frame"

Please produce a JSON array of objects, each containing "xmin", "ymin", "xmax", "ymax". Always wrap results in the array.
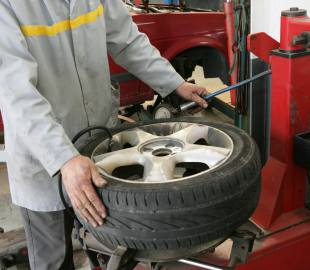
[
  {"xmin": 243, "ymin": 8, "xmax": 310, "ymax": 269},
  {"xmin": 222, "ymin": 7, "xmax": 310, "ymax": 270},
  {"xmin": 249, "ymin": 7, "xmax": 310, "ymax": 228}
]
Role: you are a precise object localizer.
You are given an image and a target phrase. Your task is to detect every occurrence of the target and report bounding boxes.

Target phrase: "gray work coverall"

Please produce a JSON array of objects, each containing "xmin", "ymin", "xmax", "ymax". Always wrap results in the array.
[{"xmin": 0, "ymin": 0, "xmax": 184, "ymax": 269}]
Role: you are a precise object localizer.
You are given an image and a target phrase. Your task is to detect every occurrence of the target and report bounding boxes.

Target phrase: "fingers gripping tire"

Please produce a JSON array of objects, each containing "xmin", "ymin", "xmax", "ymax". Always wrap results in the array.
[{"xmin": 78, "ymin": 118, "xmax": 261, "ymax": 251}]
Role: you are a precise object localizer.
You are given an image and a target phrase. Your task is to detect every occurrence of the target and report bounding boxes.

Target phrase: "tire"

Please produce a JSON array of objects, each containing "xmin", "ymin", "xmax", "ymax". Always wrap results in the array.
[{"xmin": 77, "ymin": 118, "xmax": 261, "ymax": 252}]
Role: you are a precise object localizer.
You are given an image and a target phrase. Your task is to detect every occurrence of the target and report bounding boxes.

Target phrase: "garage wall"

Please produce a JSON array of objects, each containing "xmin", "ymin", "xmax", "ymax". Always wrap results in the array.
[{"xmin": 251, "ymin": 0, "xmax": 310, "ymax": 40}]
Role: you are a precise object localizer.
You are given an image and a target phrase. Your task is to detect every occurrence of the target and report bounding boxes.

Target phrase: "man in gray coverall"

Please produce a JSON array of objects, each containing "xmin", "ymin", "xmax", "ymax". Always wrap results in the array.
[{"xmin": 0, "ymin": 0, "xmax": 209, "ymax": 269}]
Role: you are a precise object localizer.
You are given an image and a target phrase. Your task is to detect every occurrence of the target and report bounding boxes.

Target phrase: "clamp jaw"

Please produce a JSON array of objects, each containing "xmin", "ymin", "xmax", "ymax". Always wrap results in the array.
[{"xmin": 292, "ymin": 31, "xmax": 310, "ymax": 48}]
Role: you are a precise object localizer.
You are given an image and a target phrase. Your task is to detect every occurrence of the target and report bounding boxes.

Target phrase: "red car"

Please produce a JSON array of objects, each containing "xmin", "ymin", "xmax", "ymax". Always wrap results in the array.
[
  {"xmin": 0, "ymin": 1, "xmax": 228, "ymax": 131},
  {"xmin": 111, "ymin": 1, "xmax": 229, "ymax": 114}
]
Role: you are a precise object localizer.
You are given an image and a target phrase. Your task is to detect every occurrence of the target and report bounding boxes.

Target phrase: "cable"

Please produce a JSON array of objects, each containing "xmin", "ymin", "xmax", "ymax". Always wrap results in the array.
[
  {"xmin": 71, "ymin": 126, "xmax": 112, "ymax": 144},
  {"xmin": 237, "ymin": 1, "xmax": 249, "ymax": 114},
  {"xmin": 58, "ymin": 175, "xmax": 75, "ymax": 218},
  {"xmin": 58, "ymin": 126, "xmax": 113, "ymax": 219}
]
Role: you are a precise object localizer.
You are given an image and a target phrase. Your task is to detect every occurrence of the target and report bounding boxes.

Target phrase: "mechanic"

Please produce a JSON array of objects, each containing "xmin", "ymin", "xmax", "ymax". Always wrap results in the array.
[{"xmin": 0, "ymin": 1, "xmax": 209, "ymax": 269}]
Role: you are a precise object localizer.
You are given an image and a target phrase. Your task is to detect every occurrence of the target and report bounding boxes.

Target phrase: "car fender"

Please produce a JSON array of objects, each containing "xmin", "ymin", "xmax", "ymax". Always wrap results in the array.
[{"xmin": 162, "ymin": 36, "xmax": 228, "ymax": 61}]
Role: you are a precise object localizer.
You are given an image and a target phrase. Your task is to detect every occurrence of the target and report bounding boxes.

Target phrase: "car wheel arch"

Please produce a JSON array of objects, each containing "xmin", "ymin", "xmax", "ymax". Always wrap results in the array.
[{"xmin": 165, "ymin": 45, "xmax": 230, "ymax": 84}]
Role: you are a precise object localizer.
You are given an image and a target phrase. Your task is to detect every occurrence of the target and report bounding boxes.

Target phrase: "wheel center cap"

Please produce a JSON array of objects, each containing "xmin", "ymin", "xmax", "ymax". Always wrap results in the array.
[{"xmin": 139, "ymin": 138, "xmax": 184, "ymax": 157}]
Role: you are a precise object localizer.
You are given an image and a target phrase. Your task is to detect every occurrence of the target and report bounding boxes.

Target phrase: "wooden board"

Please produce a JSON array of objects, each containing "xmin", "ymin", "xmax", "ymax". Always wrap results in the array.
[{"xmin": 0, "ymin": 228, "xmax": 26, "ymax": 257}]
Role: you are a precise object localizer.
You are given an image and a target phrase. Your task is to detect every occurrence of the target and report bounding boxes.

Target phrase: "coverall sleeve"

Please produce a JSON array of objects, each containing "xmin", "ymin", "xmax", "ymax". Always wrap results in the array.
[
  {"xmin": 0, "ymin": 1, "xmax": 79, "ymax": 176},
  {"xmin": 104, "ymin": 0, "xmax": 185, "ymax": 98}
]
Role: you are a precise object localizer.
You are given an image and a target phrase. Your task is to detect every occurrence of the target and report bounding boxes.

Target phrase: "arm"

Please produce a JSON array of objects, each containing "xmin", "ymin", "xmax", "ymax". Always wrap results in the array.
[
  {"xmin": 104, "ymin": 0, "xmax": 208, "ymax": 107},
  {"xmin": 104, "ymin": 0, "xmax": 184, "ymax": 97},
  {"xmin": 0, "ymin": 1, "xmax": 106, "ymax": 226}
]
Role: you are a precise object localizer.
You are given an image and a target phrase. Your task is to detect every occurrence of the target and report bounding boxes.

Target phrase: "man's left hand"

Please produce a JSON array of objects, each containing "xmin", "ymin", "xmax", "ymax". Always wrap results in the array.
[{"xmin": 175, "ymin": 82, "xmax": 209, "ymax": 110}]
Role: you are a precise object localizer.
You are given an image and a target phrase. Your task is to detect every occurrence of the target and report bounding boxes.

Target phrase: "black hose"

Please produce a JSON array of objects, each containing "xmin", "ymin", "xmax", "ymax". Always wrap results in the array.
[
  {"xmin": 58, "ymin": 125, "xmax": 113, "ymax": 219},
  {"xmin": 71, "ymin": 125, "xmax": 112, "ymax": 144},
  {"xmin": 58, "ymin": 175, "xmax": 76, "ymax": 218}
]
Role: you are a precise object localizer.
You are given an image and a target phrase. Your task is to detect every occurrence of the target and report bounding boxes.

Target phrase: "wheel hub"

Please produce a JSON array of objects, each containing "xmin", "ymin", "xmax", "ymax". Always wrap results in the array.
[{"xmin": 139, "ymin": 138, "xmax": 184, "ymax": 157}]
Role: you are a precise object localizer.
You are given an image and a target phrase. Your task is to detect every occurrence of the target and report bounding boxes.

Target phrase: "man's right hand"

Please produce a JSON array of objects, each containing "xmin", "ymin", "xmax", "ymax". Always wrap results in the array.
[{"xmin": 61, "ymin": 155, "xmax": 107, "ymax": 227}]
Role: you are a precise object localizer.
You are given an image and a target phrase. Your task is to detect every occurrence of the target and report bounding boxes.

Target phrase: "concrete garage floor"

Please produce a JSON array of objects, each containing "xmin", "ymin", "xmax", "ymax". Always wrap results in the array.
[
  {"xmin": 0, "ymin": 68, "xmax": 233, "ymax": 269},
  {"xmin": 0, "ymin": 164, "xmax": 22, "ymax": 233}
]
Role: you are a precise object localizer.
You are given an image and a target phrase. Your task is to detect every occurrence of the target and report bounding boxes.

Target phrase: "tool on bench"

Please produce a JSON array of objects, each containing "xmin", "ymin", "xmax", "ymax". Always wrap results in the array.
[{"xmin": 180, "ymin": 70, "xmax": 272, "ymax": 111}]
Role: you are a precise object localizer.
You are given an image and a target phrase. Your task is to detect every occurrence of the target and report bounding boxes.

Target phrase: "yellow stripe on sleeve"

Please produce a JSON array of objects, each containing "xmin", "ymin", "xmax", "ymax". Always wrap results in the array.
[{"xmin": 21, "ymin": 4, "xmax": 104, "ymax": 37}]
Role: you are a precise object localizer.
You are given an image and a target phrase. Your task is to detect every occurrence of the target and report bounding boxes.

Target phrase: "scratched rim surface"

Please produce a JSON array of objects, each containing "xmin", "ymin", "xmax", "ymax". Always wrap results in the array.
[{"xmin": 91, "ymin": 122, "xmax": 234, "ymax": 183}]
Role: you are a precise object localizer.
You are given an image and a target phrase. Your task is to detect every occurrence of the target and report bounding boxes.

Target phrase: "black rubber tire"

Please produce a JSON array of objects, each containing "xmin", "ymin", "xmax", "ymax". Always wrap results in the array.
[{"xmin": 77, "ymin": 118, "xmax": 261, "ymax": 251}]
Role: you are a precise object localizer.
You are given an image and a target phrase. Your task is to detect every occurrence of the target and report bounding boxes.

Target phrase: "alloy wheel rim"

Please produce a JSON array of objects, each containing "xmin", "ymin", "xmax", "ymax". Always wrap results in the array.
[{"xmin": 92, "ymin": 122, "xmax": 234, "ymax": 183}]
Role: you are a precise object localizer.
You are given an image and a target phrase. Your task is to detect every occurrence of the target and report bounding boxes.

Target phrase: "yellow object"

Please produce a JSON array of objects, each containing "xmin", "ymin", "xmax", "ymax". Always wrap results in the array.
[{"xmin": 21, "ymin": 4, "xmax": 104, "ymax": 37}]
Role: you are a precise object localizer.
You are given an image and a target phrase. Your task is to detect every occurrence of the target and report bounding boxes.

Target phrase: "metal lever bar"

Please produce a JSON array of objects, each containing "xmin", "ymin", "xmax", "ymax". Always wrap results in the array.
[
  {"xmin": 180, "ymin": 70, "xmax": 272, "ymax": 111},
  {"xmin": 179, "ymin": 259, "xmax": 231, "ymax": 270}
]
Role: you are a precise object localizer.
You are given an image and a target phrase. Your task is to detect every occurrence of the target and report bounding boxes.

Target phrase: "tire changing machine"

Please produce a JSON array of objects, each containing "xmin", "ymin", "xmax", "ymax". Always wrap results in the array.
[
  {"xmin": 2, "ymin": 6, "xmax": 309, "ymax": 270},
  {"xmin": 78, "ymin": 7, "xmax": 310, "ymax": 270}
]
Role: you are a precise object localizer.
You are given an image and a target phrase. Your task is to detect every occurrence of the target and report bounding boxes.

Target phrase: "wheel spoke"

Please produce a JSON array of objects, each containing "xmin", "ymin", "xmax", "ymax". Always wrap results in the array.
[
  {"xmin": 143, "ymin": 157, "xmax": 176, "ymax": 182},
  {"xmin": 201, "ymin": 145, "xmax": 232, "ymax": 155},
  {"xmin": 114, "ymin": 128, "xmax": 159, "ymax": 146},
  {"xmin": 94, "ymin": 147, "xmax": 145, "ymax": 174},
  {"xmin": 169, "ymin": 124, "xmax": 210, "ymax": 144},
  {"xmin": 174, "ymin": 144, "xmax": 231, "ymax": 168}
]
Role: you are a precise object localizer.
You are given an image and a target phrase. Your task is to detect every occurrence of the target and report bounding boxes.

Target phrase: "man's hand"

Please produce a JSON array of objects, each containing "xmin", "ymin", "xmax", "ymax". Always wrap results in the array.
[
  {"xmin": 61, "ymin": 155, "xmax": 107, "ymax": 227},
  {"xmin": 175, "ymin": 82, "xmax": 209, "ymax": 110}
]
